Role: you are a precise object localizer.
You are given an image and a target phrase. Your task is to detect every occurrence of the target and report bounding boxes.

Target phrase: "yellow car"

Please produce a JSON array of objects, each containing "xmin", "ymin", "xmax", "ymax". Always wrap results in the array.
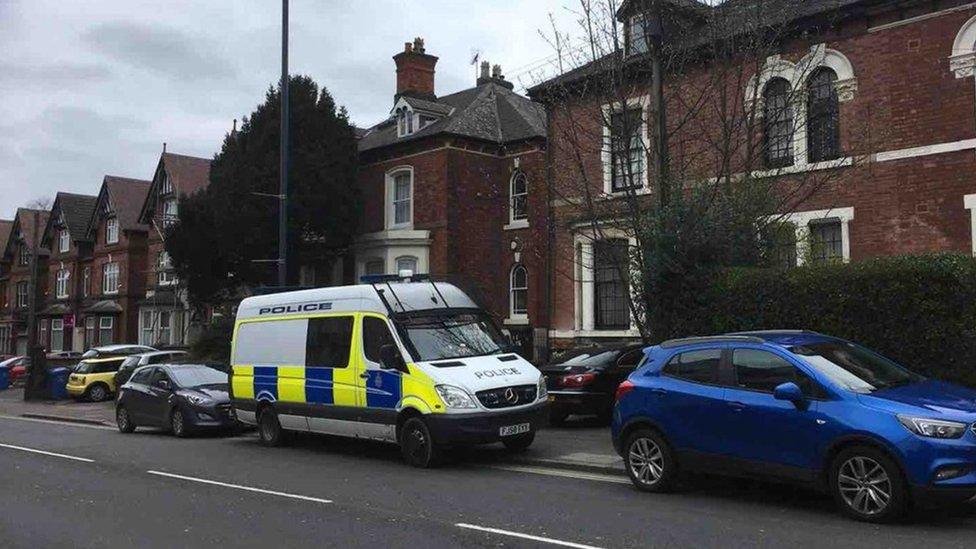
[{"xmin": 67, "ymin": 357, "xmax": 128, "ymax": 401}]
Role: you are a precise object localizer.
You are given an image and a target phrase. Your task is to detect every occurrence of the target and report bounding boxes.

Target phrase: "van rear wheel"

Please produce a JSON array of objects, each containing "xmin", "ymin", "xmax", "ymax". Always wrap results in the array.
[
  {"xmin": 400, "ymin": 417, "xmax": 441, "ymax": 468},
  {"xmin": 258, "ymin": 407, "xmax": 286, "ymax": 447}
]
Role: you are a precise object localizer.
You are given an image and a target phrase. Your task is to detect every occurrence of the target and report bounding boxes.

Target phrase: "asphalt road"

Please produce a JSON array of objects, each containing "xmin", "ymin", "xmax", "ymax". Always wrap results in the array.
[{"xmin": 0, "ymin": 415, "xmax": 974, "ymax": 548}]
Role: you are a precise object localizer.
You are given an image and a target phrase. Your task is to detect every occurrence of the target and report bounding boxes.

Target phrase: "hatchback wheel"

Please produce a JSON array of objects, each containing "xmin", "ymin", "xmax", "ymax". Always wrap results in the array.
[
  {"xmin": 625, "ymin": 428, "xmax": 676, "ymax": 492},
  {"xmin": 258, "ymin": 407, "xmax": 286, "ymax": 447},
  {"xmin": 400, "ymin": 417, "xmax": 441, "ymax": 468},
  {"xmin": 831, "ymin": 446, "xmax": 907, "ymax": 523},
  {"xmin": 171, "ymin": 409, "xmax": 190, "ymax": 438},
  {"xmin": 87, "ymin": 384, "xmax": 108, "ymax": 402},
  {"xmin": 116, "ymin": 406, "xmax": 136, "ymax": 433}
]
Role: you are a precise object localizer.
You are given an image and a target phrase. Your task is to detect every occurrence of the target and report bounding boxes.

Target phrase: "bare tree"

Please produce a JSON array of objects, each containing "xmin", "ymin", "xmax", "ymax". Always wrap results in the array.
[{"xmin": 526, "ymin": 0, "xmax": 882, "ymax": 342}]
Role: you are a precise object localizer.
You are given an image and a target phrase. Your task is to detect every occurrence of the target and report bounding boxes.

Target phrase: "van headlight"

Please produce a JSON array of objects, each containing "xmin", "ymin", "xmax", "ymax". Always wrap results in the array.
[
  {"xmin": 538, "ymin": 375, "xmax": 547, "ymax": 400},
  {"xmin": 435, "ymin": 385, "xmax": 477, "ymax": 409},
  {"xmin": 897, "ymin": 415, "xmax": 967, "ymax": 439}
]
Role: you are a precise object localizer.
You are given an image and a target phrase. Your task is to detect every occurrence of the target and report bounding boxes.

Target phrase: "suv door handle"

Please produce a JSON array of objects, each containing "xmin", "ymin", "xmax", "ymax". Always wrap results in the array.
[
  {"xmin": 727, "ymin": 401, "xmax": 747, "ymax": 411},
  {"xmin": 359, "ymin": 373, "xmax": 370, "ymax": 379}
]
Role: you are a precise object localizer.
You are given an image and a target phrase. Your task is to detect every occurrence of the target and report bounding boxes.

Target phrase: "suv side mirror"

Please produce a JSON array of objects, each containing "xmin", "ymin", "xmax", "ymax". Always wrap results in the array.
[
  {"xmin": 379, "ymin": 344, "xmax": 408, "ymax": 373},
  {"xmin": 773, "ymin": 382, "xmax": 805, "ymax": 407}
]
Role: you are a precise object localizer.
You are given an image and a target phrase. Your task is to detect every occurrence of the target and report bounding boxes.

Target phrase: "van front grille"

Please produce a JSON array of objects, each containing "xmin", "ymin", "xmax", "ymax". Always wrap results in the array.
[{"xmin": 476, "ymin": 385, "xmax": 537, "ymax": 409}]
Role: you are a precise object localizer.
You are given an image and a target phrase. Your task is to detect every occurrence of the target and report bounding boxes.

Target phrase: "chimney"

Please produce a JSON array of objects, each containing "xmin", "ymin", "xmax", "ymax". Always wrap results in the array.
[
  {"xmin": 393, "ymin": 37, "xmax": 438, "ymax": 101},
  {"xmin": 476, "ymin": 62, "xmax": 515, "ymax": 90}
]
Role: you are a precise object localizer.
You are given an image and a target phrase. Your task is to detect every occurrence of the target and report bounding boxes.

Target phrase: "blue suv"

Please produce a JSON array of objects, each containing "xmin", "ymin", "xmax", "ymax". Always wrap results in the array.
[{"xmin": 611, "ymin": 331, "xmax": 976, "ymax": 522}]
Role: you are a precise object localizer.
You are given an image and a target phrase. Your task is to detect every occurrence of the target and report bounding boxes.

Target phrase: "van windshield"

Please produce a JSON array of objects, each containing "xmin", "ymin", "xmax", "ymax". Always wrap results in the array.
[{"xmin": 396, "ymin": 312, "xmax": 508, "ymax": 362}]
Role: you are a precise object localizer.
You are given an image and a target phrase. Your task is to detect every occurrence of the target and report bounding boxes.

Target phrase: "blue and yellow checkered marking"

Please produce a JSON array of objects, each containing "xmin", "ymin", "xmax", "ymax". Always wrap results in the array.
[{"xmin": 364, "ymin": 370, "xmax": 403, "ymax": 409}]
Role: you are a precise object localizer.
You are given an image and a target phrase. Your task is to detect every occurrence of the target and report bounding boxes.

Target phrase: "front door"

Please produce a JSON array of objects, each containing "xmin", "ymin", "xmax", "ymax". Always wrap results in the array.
[
  {"xmin": 357, "ymin": 315, "xmax": 400, "ymax": 441},
  {"xmin": 146, "ymin": 368, "xmax": 174, "ymax": 426},
  {"xmin": 722, "ymin": 347, "xmax": 825, "ymax": 475}
]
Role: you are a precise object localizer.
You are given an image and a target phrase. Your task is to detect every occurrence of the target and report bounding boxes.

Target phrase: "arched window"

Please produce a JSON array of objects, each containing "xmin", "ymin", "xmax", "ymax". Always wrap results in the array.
[
  {"xmin": 396, "ymin": 106, "xmax": 414, "ymax": 137},
  {"xmin": 807, "ymin": 68, "xmax": 840, "ymax": 163},
  {"xmin": 510, "ymin": 171, "xmax": 528, "ymax": 222},
  {"xmin": 763, "ymin": 78, "xmax": 794, "ymax": 169},
  {"xmin": 510, "ymin": 265, "xmax": 528, "ymax": 317}
]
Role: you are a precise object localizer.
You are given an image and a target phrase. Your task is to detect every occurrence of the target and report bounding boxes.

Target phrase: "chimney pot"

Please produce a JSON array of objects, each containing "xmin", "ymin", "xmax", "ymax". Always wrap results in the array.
[
  {"xmin": 413, "ymin": 37, "xmax": 425, "ymax": 53},
  {"xmin": 480, "ymin": 61, "xmax": 490, "ymax": 79},
  {"xmin": 492, "ymin": 64, "xmax": 502, "ymax": 79},
  {"xmin": 393, "ymin": 37, "xmax": 438, "ymax": 101},
  {"xmin": 404, "ymin": 42, "xmax": 413, "ymax": 53}
]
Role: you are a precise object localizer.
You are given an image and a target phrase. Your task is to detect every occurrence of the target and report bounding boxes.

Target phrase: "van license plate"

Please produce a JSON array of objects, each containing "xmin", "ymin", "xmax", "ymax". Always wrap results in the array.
[{"xmin": 499, "ymin": 423, "xmax": 531, "ymax": 437}]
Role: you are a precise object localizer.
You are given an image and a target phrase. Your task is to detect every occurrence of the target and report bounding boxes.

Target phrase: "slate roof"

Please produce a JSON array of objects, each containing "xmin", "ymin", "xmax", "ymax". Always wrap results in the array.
[
  {"xmin": 47, "ymin": 192, "xmax": 98, "ymax": 244},
  {"xmin": 161, "ymin": 152, "xmax": 211, "ymax": 196},
  {"xmin": 529, "ymin": 0, "xmax": 869, "ymax": 95},
  {"xmin": 358, "ymin": 82, "xmax": 547, "ymax": 153},
  {"xmin": 101, "ymin": 176, "xmax": 152, "ymax": 233}
]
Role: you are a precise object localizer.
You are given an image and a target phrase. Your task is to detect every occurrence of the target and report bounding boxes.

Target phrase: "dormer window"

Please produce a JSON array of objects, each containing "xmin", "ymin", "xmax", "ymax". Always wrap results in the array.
[
  {"xmin": 58, "ymin": 229, "xmax": 70, "ymax": 253},
  {"xmin": 106, "ymin": 217, "xmax": 119, "ymax": 244},
  {"xmin": 161, "ymin": 172, "xmax": 173, "ymax": 195},
  {"xmin": 627, "ymin": 13, "xmax": 651, "ymax": 56},
  {"xmin": 396, "ymin": 106, "xmax": 415, "ymax": 137}
]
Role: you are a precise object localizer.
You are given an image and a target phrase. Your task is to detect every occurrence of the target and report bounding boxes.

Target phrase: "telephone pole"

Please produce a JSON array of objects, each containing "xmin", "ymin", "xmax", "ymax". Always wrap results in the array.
[{"xmin": 278, "ymin": 0, "xmax": 290, "ymax": 287}]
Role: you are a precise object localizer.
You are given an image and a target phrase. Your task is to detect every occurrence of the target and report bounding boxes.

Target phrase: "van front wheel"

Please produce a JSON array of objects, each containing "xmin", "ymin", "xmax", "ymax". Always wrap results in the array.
[
  {"xmin": 258, "ymin": 407, "xmax": 286, "ymax": 447},
  {"xmin": 400, "ymin": 417, "xmax": 441, "ymax": 468}
]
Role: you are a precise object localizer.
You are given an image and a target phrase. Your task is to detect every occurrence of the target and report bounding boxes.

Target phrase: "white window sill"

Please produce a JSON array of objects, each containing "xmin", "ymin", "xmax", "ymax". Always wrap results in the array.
[
  {"xmin": 504, "ymin": 316, "xmax": 529, "ymax": 326},
  {"xmin": 751, "ymin": 157, "xmax": 853, "ymax": 179},
  {"xmin": 503, "ymin": 219, "xmax": 529, "ymax": 231},
  {"xmin": 600, "ymin": 186, "xmax": 651, "ymax": 200}
]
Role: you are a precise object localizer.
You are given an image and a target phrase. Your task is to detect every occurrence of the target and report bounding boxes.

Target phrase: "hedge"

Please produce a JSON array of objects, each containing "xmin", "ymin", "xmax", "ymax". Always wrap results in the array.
[{"xmin": 674, "ymin": 253, "xmax": 976, "ymax": 388}]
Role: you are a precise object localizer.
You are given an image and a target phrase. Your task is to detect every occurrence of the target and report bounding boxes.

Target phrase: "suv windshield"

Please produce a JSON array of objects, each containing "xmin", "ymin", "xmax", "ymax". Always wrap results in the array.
[
  {"xmin": 396, "ymin": 312, "xmax": 509, "ymax": 362},
  {"xmin": 790, "ymin": 341, "xmax": 920, "ymax": 393},
  {"xmin": 170, "ymin": 367, "xmax": 227, "ymax": 388}
]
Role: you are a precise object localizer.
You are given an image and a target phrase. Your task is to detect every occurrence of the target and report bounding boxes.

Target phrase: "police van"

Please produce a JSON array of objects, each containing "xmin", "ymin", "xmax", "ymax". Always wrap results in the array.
[{"xmin": 230, "ymin": 275, "xmax": 548, "ymax": 467}]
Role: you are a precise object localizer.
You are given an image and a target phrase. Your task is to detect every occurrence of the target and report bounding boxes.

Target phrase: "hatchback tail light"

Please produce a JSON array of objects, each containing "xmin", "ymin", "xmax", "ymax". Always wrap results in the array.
[
  {"xmin": 560, "ymin": 372, "xmax": 596, "ymax": 388},
  {"xmin": 615, "ymin": 380, "xmax": 635, "ymax": 402}
]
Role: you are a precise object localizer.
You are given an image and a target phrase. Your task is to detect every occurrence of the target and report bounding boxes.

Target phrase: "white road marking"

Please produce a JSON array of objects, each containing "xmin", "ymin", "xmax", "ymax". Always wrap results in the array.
[
  {"xmin": 0, "ymin": 414, "xmax": 116, "ymax": 431},
  {"xmin": 0, "ymin": 442, "xmax": 95, "ymax": 463},
  {"xmin": 147, "ymin": 470, "xmax": 333, "ymax": 504},
  {"xmin": 456, "ymin": 523, "xmax": 605, "ymax": 549},
  {"xmin": 489, "ymin": 464, "xmax": 629, "ymax": 484}
]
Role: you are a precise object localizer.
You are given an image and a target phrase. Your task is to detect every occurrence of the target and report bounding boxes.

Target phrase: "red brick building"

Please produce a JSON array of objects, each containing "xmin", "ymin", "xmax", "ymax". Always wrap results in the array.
[
  {"xmin": 136, "ymin": 151, "xmax": 211, "ymax": 348},
  {"xmin": 0, "ymin": 209, "xmax": 49, "ymax": 355},
  {"xmin": 529, "ymin": 0, "xmax": 976, "ymax": 349},
  {"xmin": 82, "ymin": 176, "xmax": 151, "ymax": 347},
  {"xmin": 356, "ymin": 38, "xmax": 549, "ymax": 358},
  {"xmin": 37, "ymin": 192, "xmax": 98, "ymax": 352}
]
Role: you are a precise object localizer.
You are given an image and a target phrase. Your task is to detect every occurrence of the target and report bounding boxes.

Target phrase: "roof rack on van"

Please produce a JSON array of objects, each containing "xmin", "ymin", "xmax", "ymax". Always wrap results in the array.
[
  {"xmin": 360, "ymin": 273, "xmax": 452, "ymax": 317},
  {"xmin": 659, "ymin": 335, "xmax": 765, "ymax": 348}
]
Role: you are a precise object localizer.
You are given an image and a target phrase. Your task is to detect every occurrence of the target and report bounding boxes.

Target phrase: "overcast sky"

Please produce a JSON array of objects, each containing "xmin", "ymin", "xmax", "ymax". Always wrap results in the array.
[{"xmin": 0, "ymin": 0, "xmax": 581, "ymax": 219}]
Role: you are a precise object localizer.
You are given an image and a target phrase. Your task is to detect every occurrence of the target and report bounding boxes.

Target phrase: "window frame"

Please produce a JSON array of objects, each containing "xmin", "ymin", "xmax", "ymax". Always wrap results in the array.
[
  {"xmin": 305, "ymin": 315, "xmax": 355, "ymax": 369},
  {"xmin": 661, "ymin": 348, "xmax": 725, "ymax": 386},
  {"xmin": 105, "ymin": 217, "xmax": 119, "ymax": 245},
  {"xmin": 509, "ymin": 171, "xmax": 528, "ymax": 223},
  {"xmin": 806, "ymin": 67, "xmax": 841, "ymax": 163},
  {"xmin": 729, "ymin": 346, "xmax": 827, "ymax": 399},
  {"xmin": 762, "ymin": 77, "xmax": 795, "ymax": 169},
  {"xmin": 56, "ymin": 268, "xmax": 70, "ymax": 299},
  {"xmin": 593, "ymin": 239, "xmax": 631, "ymax": 330},
  {"xmin": 58, "ymin": 229, "xmax": 70, "ymax": 253},
  {"xmin": 162, "ymin": 198, "xmax": 179, "ymax": 228},
  {"xmin": 157, "ymin": 251, "xmax": 175, "ymax": 286},
  {"xmin": 16, "ymin": 281, "xmax": 29, "ymax": 309},
  {"xmin": 362, "ymin": 315, "xmax": 397, "ymax": 365},
  {"xmin": 99, "ymin": 316, "xmax": 114, "ymax": 345},
  {"xmin": 509, "ymin": 264, "xmax": 528, "ymax": 319},
  {"xmin": 602, "ymin": 96, "xmax": 650, "ymax": 195},
  {"xmin": 102, "ymin": 262, "xmax": 120, "ymax": 295},
  {"xmin": 386, "ymin": 168, "xmax": 414, "ymax": 230},
  {"xmin": 50, "ymin": 318, "xmax": 64, "ymax": 352},
  {"xmin": 394, "ymin": 256, "xmax": 418, "ymax": 275}
]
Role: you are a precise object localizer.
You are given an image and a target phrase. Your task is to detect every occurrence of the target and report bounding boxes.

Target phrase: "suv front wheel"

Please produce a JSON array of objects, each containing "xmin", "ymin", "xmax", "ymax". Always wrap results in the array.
[
  {"xmin": 830, "ymin": 446, "xmax": 908, "ymax": 523},
  {"xmin": 624, "ymin": 428, "xmax": 677, "ymax": 493}
]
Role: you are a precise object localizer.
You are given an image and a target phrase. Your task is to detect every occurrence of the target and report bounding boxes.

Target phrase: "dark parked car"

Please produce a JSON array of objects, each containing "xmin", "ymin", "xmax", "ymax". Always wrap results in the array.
[
  {"xmin": 542, "ymin": 345, "xmax": 645, "ymax": 424},
  {"xmin": 114, "ymin": 350, "xmax": 189, "ymax": 388},
  {"xmin": 71, "ymin": 345, "xmax": 158, "ymax": 373},
  {"xmin": 115, "ymin": 364, "xmax": 236, "ymax": 437},
  {"xmin": 0, "ymin": 356, "xmax": 26, "ymax": 385}
]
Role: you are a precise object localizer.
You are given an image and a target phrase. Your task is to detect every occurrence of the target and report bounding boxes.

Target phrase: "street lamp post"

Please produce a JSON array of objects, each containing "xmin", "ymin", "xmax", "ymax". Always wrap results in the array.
[{"xmin": 278, "ymin": 0, "xmax": 290, "ymax": 288}]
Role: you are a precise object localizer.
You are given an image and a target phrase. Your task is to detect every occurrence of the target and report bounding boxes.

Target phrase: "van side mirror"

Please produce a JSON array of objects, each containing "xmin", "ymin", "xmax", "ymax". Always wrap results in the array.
[
  {"xmin": 380, "ymin": 344, "xmax": 408, "ymax": 373},
  {"xmin": 773, "ymin": 382, "xmax": 805, "ymax": 407}
]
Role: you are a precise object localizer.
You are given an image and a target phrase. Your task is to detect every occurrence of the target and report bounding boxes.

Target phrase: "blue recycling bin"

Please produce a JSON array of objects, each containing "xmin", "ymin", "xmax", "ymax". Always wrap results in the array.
[
  {"xmin": 47, "ymin": 367, "xmax": 70, "ymax": 400},
  {"xmin": 0, "ymin": 365, "xmax": 9, "ymax": 391}
]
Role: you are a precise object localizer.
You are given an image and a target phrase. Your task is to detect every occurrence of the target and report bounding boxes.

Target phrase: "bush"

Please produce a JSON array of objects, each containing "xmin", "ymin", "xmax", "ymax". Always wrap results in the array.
[
  {"xmin": 674, "ymin": 253, "xmax": 976, "ymax": 387},
  {"xmin": 188, "ymin": 316, "xmax": 235, "ymax": 363}
]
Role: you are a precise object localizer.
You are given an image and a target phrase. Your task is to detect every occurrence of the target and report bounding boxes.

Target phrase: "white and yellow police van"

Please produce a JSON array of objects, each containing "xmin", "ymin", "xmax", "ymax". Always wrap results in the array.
[{"xmin": 230, "ymin": 275, "xmax": 548, "ymax": 467}]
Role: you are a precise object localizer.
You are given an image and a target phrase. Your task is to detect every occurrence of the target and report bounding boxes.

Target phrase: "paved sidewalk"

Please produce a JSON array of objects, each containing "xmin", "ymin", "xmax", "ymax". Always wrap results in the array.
[
  {"xmin": 0, "ymin": 387, "xmax": 115, "ymax": 426},
  {"xmin": 0, "ymin": 386, "xmax": 623, "ymax": 474}
]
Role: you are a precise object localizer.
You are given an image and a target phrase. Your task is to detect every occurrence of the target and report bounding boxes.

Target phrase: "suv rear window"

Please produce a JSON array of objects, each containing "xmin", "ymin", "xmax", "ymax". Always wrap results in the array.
[{"xmin": 663, "ymin": 349, "xmax": 721, "ymax": 384}]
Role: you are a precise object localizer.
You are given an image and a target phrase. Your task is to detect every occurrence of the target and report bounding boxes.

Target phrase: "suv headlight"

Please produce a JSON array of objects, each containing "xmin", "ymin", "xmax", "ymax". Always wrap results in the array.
[
  {"xmin": 185, "ymin": 393, "xmax": 213, "ymax": 406},
  {"xmin": 538, "ymin": 375, "xmax": 548, "ymax": 400},
  {"xmin": 435, "ymin": 385, "xmax": 477, "ymax": 409},
  {"xmin": 897, "ymin": 415, "xmax": 968, "ymax": 439}
]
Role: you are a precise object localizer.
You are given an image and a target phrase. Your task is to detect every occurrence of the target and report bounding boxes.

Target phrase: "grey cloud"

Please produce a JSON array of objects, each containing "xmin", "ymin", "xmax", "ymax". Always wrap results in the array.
[
  {"xmin": 0, "ymin": 62, "xmax": 113, "ymax": 89},
  {"xmin": 83, "ymin": 21, "xmax": 238, "ymax": 82}
]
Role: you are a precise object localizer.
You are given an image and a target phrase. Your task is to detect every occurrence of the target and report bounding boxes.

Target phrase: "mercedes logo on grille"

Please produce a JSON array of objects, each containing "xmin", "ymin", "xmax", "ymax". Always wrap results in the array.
[{"xmin": 504, "ymin": 387, "xmax": 518, "ymax": 404}]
